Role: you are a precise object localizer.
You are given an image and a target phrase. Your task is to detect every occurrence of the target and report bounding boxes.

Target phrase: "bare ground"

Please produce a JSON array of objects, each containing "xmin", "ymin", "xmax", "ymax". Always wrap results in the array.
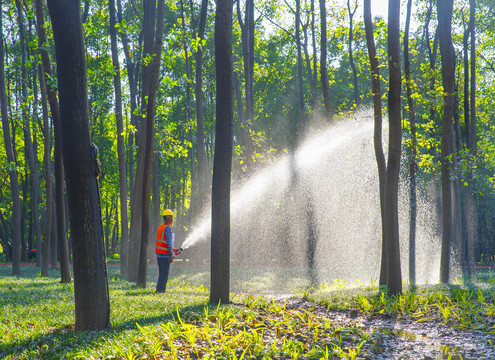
[{"xmin": 284, "ymin": 297, "xmax": 495, "ymax": 359}]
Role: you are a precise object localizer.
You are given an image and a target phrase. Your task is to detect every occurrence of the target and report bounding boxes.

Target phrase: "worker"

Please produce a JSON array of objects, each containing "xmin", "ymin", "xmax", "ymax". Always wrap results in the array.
[{"xmin": 155, "ymin": 209, "xmax": 181, "ymax": 293}]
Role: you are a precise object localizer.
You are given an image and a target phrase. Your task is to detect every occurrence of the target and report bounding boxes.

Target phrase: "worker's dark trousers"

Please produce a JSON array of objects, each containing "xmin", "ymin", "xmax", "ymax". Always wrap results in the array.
[{"xmin": 156, "ymin": 256, "xmax": 171, "ymax": 293}]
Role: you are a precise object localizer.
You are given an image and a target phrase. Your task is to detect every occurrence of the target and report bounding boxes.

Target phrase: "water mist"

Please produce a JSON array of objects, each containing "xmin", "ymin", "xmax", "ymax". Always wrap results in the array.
[{"xmin": 180, "ymin": 109, "xmax": 441, "ymax": 293}]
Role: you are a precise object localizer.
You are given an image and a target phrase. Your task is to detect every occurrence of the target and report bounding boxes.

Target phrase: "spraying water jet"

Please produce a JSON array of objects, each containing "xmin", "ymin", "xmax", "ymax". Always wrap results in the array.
[{"xmin": 180, "ymin": 109, "xmax": 442, "ymax": 293}]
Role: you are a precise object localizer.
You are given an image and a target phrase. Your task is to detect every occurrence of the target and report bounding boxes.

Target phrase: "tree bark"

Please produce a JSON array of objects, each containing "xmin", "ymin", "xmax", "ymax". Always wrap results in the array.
[
  {"xmin": 210, "ymin": 0, "xmax": 233, "ymax": 305},
  {"xmin": 0, "ymin": 1, "xmax": 22, "ymax": 276},
  {"xmin": 47, "ymin": 0, "xmax": 110, "ymax": 330},
  {"xmin": 437, "ymin": 0, "xmax": 455, "ymax": 284}
]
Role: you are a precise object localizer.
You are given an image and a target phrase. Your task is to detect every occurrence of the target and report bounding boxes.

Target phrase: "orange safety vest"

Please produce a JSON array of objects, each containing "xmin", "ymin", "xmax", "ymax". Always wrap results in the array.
[{"xmin": 155, "ymin": 224, "xmax": 171, "ymax": 255}]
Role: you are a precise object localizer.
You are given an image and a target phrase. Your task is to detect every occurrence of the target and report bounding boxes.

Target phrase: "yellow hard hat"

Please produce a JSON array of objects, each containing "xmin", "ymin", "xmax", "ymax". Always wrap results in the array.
[{"xmin": 162, "ymin": 209, "xmax": 174, "ymax": 217}]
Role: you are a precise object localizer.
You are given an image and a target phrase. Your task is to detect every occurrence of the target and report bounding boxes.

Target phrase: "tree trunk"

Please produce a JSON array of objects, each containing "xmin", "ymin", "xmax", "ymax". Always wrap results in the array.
[
  {"xmin": 127, "ymin": 0, "xmax": 158, "ymax": 283},
  {"xmin": 296, "ymin": 0, "xmax": 304, "ymax": 132},
  {"xmin": 109, "ymin": 0, "xmax": 129, "ymax": 278},
  {"xmin": 364, "ymin": 0, "xmax": 387, "ymax": 287},
  {"xmin": 319, "ymin": 0, "xmax": 332, "ymax": 119},
  {"xmin": 384, "ymin": 0, "xmax": 402, "ymax": 295},
  {"xmin": 0, "ymin": 2, "xmax": 22, "ymax": 276},
  {"xmin": 180, "ymin": 0, "xmax": 196, "ymax": 220},
  {"xmin": 34, "ymin": 0, "xmax": 71, "ymax": 283},
  {"xmin": 193, "ymin": 0, "xmax": 210, "ymax": 212},
  {"xmin": 136, "ymin": 0, "xmax": 165, "ymax": 288},
  {"xmin": 16, "ymin": 0, "xmax": 43, "ymax": 271},
  {"xmin": 236, "ymin": 0, "xmax": 255, "ymax": 167},
  {"xmin": 347, "ymin": 0, "xmax": 359, "ymax": 106},
  {"xmin": 464, "ymin": 0, "xmax": 477, "ymax": 278},
  {"xmin": 437, "ymin": 0, "xmax": 455, "ymax": 284},
  {"xmin": 47, "ymin": 0, "xmax": 110, "ymax": 330},
  {"xmin": 117, "ymin": 0, "xmax": 140, "ymax": 222},
  {"xmin": 210, "ymin": 0, "xmax": 233, "ymax": 305},
  {"xmin": 404, "ymin": 0, "xmax": 417, "ymax": 285},
  {"xmin": 302, "ymin": 23, "xmax": 316, "ymax": 100}
]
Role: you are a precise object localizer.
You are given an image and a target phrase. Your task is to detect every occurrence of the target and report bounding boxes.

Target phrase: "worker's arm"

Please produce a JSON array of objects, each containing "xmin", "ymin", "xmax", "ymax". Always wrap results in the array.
[{"xmin": 164, "ymin": 227, "xmax": 174, "ymax": 262}]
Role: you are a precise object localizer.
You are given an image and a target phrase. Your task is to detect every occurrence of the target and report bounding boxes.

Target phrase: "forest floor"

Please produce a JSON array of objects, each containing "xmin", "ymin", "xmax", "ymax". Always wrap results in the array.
[
  {"xmin": 2, "ymin": 263, "xmax": 495, "ymax": 359},
  {"xmin": 282, "ymin": 296, "xmax": 495, "ymax": 359}
]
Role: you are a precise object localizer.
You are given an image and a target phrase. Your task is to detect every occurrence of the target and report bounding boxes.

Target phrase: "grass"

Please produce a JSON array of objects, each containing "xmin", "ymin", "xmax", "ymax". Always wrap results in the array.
[{"xmin": 1, "ymin": 263, "xmax": 495, "ymax": 359}]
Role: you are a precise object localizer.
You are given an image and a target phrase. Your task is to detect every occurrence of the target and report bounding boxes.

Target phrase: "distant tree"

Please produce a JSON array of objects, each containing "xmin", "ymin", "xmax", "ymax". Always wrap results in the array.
[
  {"xmin": 463, "ymin": 0, "xmax": 477, "ymax": 278},
  {"xmin": 34, "ymin": 0, "xmax": 71, "ymax": 283},
  {"xmin": 136, "ymin": 0, "xmax": 166, "ymax": 288},
  {"xmin": 363, "ymin": 0, "xmax": 386, "ymax": 286},
  {"xmin": 210, "ymin": 0, "xmax": 233, "ymax": 304},
  {"xmin": 47, "ymin": 0, "xmax": 110, "ymax": 330},
  {"xmin": 347, "ymin": 0, "xmax": 359, "ymax": 106},
  {"xmin": 438, "ymin": 0, "xmax": 455, "ymax": 284},
  {"xmin": 108, "ymin": 0, "xmax": 129, "ymax": 278},
  {"xmin": 296, "ymin": 0, "xmax": 304, "ymax": 126},
  {"xmin": 320, "ymin": 0, "xmax": 332, "ymax": 119},
  {"xmin": 236, "ymin": 0, "xmax": 255, "ymax": 166},
  {"xmin": 0, "ymin": 1, "xmax": 22, "ymax": 277},
  {"xmin": 127, "ymin": 0, "xmax": 157, "ymax": 283},
  {"xmin": 193, "ymin": 0, "xmax": 210, "ymax": 212},
  {"xmin": 15, "ymin": 0, "xmax": 42, "ymax": 272},
  {"xmin": 403, "ymin": 0, "xmax": 417, "ymax": 285}
]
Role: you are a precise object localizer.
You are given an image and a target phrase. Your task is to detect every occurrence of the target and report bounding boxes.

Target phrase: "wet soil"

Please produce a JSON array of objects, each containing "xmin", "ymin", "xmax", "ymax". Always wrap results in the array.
[{"xmin": 284, "ymin": 297, "xmax": 495, "ymax": 359}]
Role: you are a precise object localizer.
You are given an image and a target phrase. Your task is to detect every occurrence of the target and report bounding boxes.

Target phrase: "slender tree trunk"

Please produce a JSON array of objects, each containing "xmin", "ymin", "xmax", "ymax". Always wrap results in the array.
[
  {"xmin": 296, "ymin": 0, "xmax": 304, "ymax": 129},
  {"xmin": 320, "ymin": 0, "xmax": 332, "ymax": 119},
  {"xmin": 180, "ymin": 0, "xmax": 196, "ymax": 219},
  {"xmin": 35, "ymin": 0, "xmax": 71, "ymax": 283},
  {"xmin": 210, "ymin": 0, "xmax": 233, "ymax": 304},
  {"xmin": 234, "ymin": 68, "xmax": 249, "ymax": 150},
  {"xmin": 128, "ymin": 0, "xmax": 157, "ymax": 283},
  {"xmin": 347, "ymin": 0, "xmax": 359, "ymax": 106},
  {"xmin": 384, "ymin": 0, "xmax": 402, "ymax": 295},
  {"xmin": 364, "ymin": 0, "xmax": 387, "ymax": 287},
  {"xmin": 425, "ymin": 1, "xmax": 442, "ymax": 235},
  {"xmin": 437, "ymin": 0, "xmax": 455, "ymax": 284},
  {"xmin": 452, "ymin": 92, "xmax": 463, "ymax": 273},
  {"xmin": 311, "ymin": 0, "xmax": 317, "ymax": 107},
  {"xmin": 0, "ymin": 1, "xmax": 22, "ymax": 276},
  {"xmin": 464, "ymin": 0, "xmax": 477, "ymax": 278},
  {"xmin": 16, "ymin": 0, "xmax": 43, "ymax": 271},
  {"xmin": 404, "ymin": 0, "xmax": 417, "ymax": 285},
  {"xmin": 302, "ymin": 23, "xmax": 316, "ymax": 100},
  {"xmin": 236, "ymin": 0, "xmax": 255, "ymax": 167},
  {"xmin": 136, "ymin": 0, "xmax": 165, "ymax": 288},
  {"xmin": 109, "ymin": 0, "xmax": 129, "ymax": 277},
  {"xmin": 192, "ymin": 0, "xmax": 209, "ymax": 212},
  {"xmin": 117, "ymin": 0, "xmax": 140, "ymax": 209},
  {"xmin": 47, "ymin": 0, "xmax": 110, "ymax": 330}
]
